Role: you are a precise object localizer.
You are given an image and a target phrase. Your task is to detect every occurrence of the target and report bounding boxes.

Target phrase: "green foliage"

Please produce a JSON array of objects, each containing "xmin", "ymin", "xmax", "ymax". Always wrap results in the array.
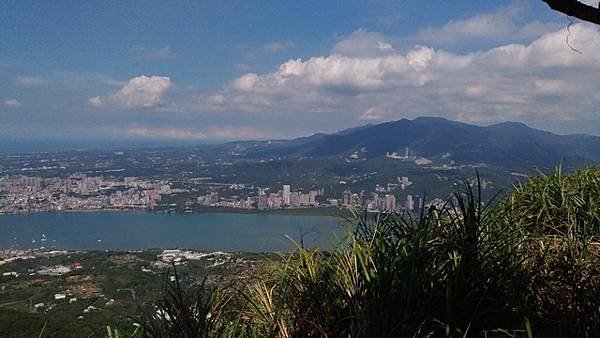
[
  {"xmin": 132, "ymin": 265, "xmax": 233, "ymax": 338},
  {"xmin": 496, "ymin": 165, "xmax": 600, "ymax": 336},
  {"xmin": 237, "ymin": 176, "xmax": 531, "ymax": 337},
  {"xmin": 105, "ymin": 325, "xmax": 141, "ymax": 338},
  {"xmin": 118, "ymin": 165, "xmax": 600, "ymax": 337},
  {"xmin": 500, "ymin": 165, "xmax": 600, "ymax": 238}
]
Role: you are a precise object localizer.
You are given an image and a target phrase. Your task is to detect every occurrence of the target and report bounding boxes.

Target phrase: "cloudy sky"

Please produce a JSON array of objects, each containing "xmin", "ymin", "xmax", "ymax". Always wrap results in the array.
[{"xmin": 2, "ymin": 0, "xmax": 600, "ymax": 150}]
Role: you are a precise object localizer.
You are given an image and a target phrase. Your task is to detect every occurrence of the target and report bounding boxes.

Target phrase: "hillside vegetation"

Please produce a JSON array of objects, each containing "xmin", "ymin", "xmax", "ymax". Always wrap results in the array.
[{"xmin": 105, "ymin": 166, "xmax": 600, "ymax": 338}]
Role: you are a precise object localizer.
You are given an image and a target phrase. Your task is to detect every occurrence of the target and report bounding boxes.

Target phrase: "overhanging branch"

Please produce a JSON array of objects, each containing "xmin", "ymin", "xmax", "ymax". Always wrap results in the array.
[{"xmin": 543, "ymin": 0, "xmax": 600, "ymax": 25}]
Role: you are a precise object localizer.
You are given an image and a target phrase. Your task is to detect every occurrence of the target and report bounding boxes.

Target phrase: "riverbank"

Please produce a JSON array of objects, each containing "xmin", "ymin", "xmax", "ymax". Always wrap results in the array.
[
  {"xmin": 183, "ymin": 206, "xmax": 350, "ymax": 218},
  {"xmin": 1, "ymin": 206, "xmax": 350, "ymax": 218}
]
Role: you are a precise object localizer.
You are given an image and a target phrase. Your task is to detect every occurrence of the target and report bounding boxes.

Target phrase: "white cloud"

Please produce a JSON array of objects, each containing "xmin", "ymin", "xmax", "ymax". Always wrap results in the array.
[
  {"xmin": 124, "ymin": 126, "xmax": 275, "ymax": 140},
  {"xmin": 331, "ymin": 29, "xmax": 396, "ymax": 57},
  {"xmin": 181, "ymin": 23, "xmax": 600, "ymax": 129},
  {"xmin": 87, "ymin": 96, "xmax": 105, "ymax": 107},
  {"xmin": 359, "ymin": 107, "xmax": 389, "ymax": 121},
  {"xmin": 93, "ymin": 75, "xmax": 172, "ymax": 108},
  {"xmin": 126, "ymin": 127, "xmax": 208, "ymax": 139},
  {"xmin": 232, "ymin": 73, "xmax": 260, "ymax": 91},
  {"xmin": 413, "ymin": 3, "xmax": 563, "ymax": 45},
  {"xmin": 114, "ymin": 75, "xmax": 172, "ymax": 108},
  {"xmin": 224, "ymin": 45, "xmax": 458, "ymax": 95},
  {"xmin": 377, "ymin": 41, "xmax": 394, "ymax": 53},
  {"xmin": 87, "ymin": 22, "xmax": 600, "ymax": 135},
  {"xmin": 4, "ymin": 99, "xmax": 21, "ymax": 107},
  {"xmin": 416, "ymin": 13, "xmax": 515, "ymax": 44},
  {"xmin": 15, "ymin": 75, "xmax": 48, "ymax": 86}
]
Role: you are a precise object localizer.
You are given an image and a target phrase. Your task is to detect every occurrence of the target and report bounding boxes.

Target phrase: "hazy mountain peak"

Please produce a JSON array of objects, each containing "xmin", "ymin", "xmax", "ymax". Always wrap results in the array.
[
  {"xmin": 412, "ymin": 116, "xmax": 451, "ymax": 123},
  {"xmin": 489, "ymin": 121, "xmax": 532, "ymax": 130}
]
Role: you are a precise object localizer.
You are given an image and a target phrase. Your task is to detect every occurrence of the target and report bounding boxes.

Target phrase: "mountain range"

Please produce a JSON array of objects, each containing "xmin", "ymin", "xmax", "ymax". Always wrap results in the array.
[{"xmin": 224, "ymin": 117, "xmax": 600, "ymax": 169}]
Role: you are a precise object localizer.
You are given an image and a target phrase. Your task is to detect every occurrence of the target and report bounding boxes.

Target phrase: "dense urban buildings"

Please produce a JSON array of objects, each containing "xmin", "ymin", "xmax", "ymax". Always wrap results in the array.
[
  {"xmin": 0, "ymin": 175, "xmax": 167, "ymax": 214},
  {"xmin": 1, "ymin": 173, "xmax": 434, "ymax": 214}
]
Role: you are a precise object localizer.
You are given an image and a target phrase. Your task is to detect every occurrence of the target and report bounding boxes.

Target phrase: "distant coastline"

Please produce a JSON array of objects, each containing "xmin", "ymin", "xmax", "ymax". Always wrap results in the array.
[
  {"xmin": 0, "ymin": 206, "xmax": 348, "ymax": 218},
  {"xmin": 173, "ymin": 206, "xmax": 347, "ymax": 218}
]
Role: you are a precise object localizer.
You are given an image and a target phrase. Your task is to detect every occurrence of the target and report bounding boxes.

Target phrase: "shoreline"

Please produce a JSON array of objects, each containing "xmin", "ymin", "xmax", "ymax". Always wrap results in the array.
[{"xmin": 0, "ymin": 206, "xmax": 350, "ymax": 218}]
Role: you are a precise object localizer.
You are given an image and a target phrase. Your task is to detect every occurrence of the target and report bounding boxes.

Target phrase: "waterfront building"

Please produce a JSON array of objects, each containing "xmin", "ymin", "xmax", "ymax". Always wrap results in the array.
[
  {"xmin": 385, "ymin": 194, "xmax": 396, "ymax": 212},
  {"xmin": 282, "ymin": 185, "xmax": 291, "ymax": 205},
  {"xmin": 257, "ymin": 194, "xmax": 267, "ymax": 209},
  {"xmin": 406, "ymin": 194, "xmax": 415, "ymax": 211}
]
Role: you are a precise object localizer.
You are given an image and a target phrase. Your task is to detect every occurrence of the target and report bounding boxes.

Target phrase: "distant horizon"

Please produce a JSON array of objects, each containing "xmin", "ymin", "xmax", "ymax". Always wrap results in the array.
[
  {"xmin": 3, "ymin": 1, "xmax": 600, "ymax": 148},
  {"xmin": 2, "ymin": 116, "xmax": 596, "ymax": 154}
]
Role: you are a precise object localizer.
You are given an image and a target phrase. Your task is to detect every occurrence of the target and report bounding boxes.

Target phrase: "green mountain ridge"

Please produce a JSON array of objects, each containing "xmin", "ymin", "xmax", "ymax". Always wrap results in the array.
[{"xmin": 223, "ymin": 117, "xmax": 600, "ymax": 169}]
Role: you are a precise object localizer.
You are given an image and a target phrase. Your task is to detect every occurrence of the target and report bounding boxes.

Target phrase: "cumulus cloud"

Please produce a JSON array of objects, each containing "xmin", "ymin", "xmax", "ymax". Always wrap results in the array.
[
  {"xmin": 86, "ymin": 22, "xmax": 600, "ymax": 136},
  {"xmin": 228, "ymin": 45, "xmax": 442, "ymax": 95},
  {"xmin": 114, "ymin": 75, "xmax": 172, "ymax": 107},
  {"xmin": 4, "ymin": 99, "xmax": 21, "ymax": 107},
  {"xmin": 183, "ymin": 23, "xmax": 600, "ymax": 129},
  {"xmin": 90, "ymin": 75, "xmax": 172, "ymax": 108}
]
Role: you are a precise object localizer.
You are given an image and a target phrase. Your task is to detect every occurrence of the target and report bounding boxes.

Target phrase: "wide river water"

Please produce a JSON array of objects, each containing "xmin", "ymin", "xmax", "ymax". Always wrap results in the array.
[{"xmin": 0, "ymin": 211, "xmax": 343, "ymax": 252}]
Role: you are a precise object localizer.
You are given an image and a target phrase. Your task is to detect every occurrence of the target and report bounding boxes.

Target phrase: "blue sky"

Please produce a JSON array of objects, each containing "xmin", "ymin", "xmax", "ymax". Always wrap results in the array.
[{"xmin": 2, "ymin": 0, "xmax": 600, "ymax": 150}]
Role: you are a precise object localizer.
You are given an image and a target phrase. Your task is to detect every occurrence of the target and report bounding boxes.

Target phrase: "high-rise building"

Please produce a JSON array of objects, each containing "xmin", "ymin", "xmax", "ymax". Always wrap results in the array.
[
  {"xmin": 290, "ymin": 192, "xmax": 300, "ymax": 207},
  {"xmin": 406, "ymin": 194, "xmax": 414, "ymax": 211},
  {"xmin": 257, "ymin": 194, "xmax": 268, "ymax": 209},
  {"xmin": 385, "ymin": 194, "xmax": 396, "ymax": 212},
  {"xmin": 342, "ymin": 190, "xmax": 352, "ymax": 206},
  {"xmin": 209, "ymin": 192, "xmax": 219, "ymax": 205},
  {"xmin": 308, "ymin": 191, "xmax": 317, "ymax": 205},
  {"xmin": 267, "ymin": 193, "xmax": 282, "ymax": 208},
  {"xmin": 283, "ymin": 185, "xmax": 291, "ymax": 205}
]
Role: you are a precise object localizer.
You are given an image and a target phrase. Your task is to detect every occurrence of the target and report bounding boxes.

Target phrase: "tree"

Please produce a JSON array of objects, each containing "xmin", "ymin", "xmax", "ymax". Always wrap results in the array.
[{"xmin": 542, "ymin": 0, "xmax": 600, "ymax": 25}]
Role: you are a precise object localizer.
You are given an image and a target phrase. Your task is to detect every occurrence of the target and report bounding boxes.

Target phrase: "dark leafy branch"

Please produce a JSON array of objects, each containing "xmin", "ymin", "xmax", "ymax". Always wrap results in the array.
[{"xmin": 543, "ymin": 0, "xmax": 600, "ymax": 25}]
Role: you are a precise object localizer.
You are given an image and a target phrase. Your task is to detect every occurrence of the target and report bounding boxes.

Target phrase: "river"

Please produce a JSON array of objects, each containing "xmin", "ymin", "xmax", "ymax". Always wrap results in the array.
[{"xmin": 0, "ymin": 211, "xmax": 343, "ymax": 252}]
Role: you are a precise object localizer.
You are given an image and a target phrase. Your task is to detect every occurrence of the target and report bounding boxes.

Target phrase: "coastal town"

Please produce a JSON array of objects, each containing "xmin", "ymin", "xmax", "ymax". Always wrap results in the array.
[
  {"xmin": 0, "ymin": 175, "xmax": 170, "ymax": 214},
  {"xmin": 0, "ymin": 173, "xmax": 434, "ymax": 215}
]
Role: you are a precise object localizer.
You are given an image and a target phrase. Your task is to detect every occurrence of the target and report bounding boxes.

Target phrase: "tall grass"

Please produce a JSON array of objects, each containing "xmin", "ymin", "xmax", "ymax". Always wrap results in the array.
[
  {"xmin": 132, "ymin": 265, "xmax": 235, "ymax": 338},
  {"xmin": 239, "ymin": 175, "xmax": 532, "ymax": 337},
  {"xmin": 125, "ymin": 166, "xmax": 600, "ymax": 337},
  {"xmin": 496, "ymin": 166, "xmax": 600, "ymax": 336},
  {"xmin": 500, "ymin": 165, "xmax": 600, "ymax": 238}
]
